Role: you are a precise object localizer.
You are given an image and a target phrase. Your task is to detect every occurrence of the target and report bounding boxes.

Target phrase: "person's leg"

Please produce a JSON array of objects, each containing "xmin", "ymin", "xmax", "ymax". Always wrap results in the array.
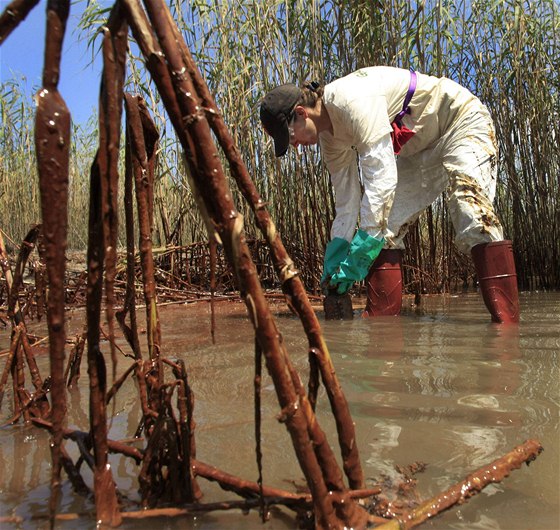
[
  {"xmin": 443, "ymin": 107, "xmax": 519, "ymax": 323},
  {"xmin": 385, "ymin": 153, "xmax": 447, "ymax": 250},
  {"xmin": 363, "ymin": 249, "xmax": 403, "ymax": 316},
  {"xmin": 363, "ymin": 154, "xmax": 446, "ymax": 317},
  {"xmin": 470, "ymin": 240, "xmax": 520, "ymax": 323}
]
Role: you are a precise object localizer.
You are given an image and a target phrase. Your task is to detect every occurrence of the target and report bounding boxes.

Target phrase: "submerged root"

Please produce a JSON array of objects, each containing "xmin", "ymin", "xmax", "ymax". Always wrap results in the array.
[{"xmin": 372, "ymin": 439, "xmax": 543, "ymax": 529}]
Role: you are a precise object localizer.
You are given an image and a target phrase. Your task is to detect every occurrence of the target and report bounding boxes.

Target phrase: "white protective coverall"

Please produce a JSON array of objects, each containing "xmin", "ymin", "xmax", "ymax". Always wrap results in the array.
[{"xmin": 320, "ymin": 66, "xmax": 504, "ymax": 254}]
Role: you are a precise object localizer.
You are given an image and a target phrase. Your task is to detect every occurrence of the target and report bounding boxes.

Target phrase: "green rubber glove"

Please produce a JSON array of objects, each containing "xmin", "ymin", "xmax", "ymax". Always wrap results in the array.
[
  {"xmin": 329, "ymin": 230, "xmax": 384, "ymax": 294},
  {"xmin": 321, "ymin": 237, "xmax": 350, "ymax": 286}
]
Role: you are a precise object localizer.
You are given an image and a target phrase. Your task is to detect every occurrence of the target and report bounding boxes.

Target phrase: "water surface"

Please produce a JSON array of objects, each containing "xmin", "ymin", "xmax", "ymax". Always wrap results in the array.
[{"xmin": 0, "ymin": 292, "xmax": 558, "ymax": 529}]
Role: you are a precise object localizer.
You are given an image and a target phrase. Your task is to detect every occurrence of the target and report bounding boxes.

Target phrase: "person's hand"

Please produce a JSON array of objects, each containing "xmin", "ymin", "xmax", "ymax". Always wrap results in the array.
[
  {"xmin": 329, "ymin": 230, "xmax": 384, "ymax": 293},
  {"xmin": 321, "ymin": 238, "xmax": 351, "ymax": 285},
  {"xmin": 326, "ymin": 276, "xmax": 354, "ymax": 295},
  {"xmin": 321, "ymin": 276, "xmax": 352, "ymax": 295},
  {"xmin": 321, "ymin": 237, "xmax": 351, "ymax": 294}
]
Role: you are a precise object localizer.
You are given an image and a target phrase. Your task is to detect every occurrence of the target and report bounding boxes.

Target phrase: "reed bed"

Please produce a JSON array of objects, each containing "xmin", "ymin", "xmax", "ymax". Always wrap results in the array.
[
  {"xmin": 1, "ymin": 0, "xmax": 558, "ymax": 293},
  {"xmin": 0, "ymin": 1, "xmax": 551, "ymax": 527}
]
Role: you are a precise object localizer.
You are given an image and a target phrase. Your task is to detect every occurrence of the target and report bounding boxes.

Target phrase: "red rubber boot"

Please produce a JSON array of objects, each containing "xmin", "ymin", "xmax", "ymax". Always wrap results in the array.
[
  {"xmin": 471, "ymin": 240, "xmax": 520, "ymax": 323},
  {"xmin": 363, "ymin": 249, "xmax": 403, "ymax": 317}
]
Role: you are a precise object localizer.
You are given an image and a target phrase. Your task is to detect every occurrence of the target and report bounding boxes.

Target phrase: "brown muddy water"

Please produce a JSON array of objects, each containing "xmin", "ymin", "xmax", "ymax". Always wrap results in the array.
[{"xmin": 0, "ymin": 291, "xmax": 559, "ymax": 529}]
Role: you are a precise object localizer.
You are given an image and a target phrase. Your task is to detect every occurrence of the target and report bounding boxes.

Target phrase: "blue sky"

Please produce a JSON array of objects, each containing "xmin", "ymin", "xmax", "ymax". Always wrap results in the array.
[{"xmin": 1, "ymin": 0, "xmax": 104, "ymax": 125}]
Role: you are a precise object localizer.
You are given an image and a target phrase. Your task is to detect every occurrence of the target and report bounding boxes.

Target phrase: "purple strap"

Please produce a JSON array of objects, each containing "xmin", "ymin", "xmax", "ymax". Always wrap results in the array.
[{"xmin": 394, "ymin": 69, "xmax": 417, "ymax": 125}]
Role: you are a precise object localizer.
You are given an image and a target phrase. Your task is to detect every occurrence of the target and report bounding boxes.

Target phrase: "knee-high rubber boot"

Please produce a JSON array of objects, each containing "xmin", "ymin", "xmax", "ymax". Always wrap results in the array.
[
  {"xmin": 363, "ymin": 249, "xmax": 403, "ymax": 317},
  {"xmin": 471, "ymin": 240, "xmax": 520, "ymax": 323}
]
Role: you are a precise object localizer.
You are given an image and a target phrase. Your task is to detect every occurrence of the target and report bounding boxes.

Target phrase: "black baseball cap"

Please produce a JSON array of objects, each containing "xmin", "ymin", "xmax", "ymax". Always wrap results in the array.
[{"xmin": 259, "ymin": 84, "xmax": 302, "ymax": 157}]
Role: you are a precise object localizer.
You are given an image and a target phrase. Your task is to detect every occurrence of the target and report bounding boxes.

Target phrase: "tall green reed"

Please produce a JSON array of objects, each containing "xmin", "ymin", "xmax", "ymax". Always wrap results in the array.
[{"xmin": 2, "ymin": 0, "xmax": 558, "ymax": 291}]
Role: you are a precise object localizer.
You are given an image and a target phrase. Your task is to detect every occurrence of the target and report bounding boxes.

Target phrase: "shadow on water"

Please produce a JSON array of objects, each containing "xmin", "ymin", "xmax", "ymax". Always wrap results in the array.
[{"xmin": 0, "ymin": 292, "xmax": 558, "ymax": 529}]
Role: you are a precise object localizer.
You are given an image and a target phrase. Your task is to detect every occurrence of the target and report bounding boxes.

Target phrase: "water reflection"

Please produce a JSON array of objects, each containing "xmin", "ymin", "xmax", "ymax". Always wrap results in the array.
[{"xmin": 320, "ymin": 293, "xmax": 559, "ymax": 529}]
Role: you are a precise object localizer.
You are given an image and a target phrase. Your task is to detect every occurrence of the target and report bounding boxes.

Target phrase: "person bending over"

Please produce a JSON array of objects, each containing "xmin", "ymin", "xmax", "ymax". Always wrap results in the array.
[{"xmin": 259, "ymin": 66, "xmax": 519, "ymax": 323}]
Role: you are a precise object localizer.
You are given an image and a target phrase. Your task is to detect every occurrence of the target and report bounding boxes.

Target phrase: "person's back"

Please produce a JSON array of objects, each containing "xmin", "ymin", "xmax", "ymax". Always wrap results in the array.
[{"xmin": 320, "ymin": 66, "xmax": 478, "ymax": 161}]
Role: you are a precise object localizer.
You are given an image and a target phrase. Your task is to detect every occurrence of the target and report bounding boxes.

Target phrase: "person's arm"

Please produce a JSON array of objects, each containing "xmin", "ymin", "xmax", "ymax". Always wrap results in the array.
[
  {"xmin": 327, "ymin": 134, "xmax": 396, "ymax": 294},
  {"xmin": 320, "ymin": 87, "xmax": 395, "ymax": 293},
  {"xmin": 358, "ymin": 133, "xmax": 397, "ymax": 239},
  {"xmin": 321, "ymin": 154, "xmax": 361, "ymax": 287},
  {"xmin": 329, "ymin": 153, "xmax": 361, "ymax": 242}
]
